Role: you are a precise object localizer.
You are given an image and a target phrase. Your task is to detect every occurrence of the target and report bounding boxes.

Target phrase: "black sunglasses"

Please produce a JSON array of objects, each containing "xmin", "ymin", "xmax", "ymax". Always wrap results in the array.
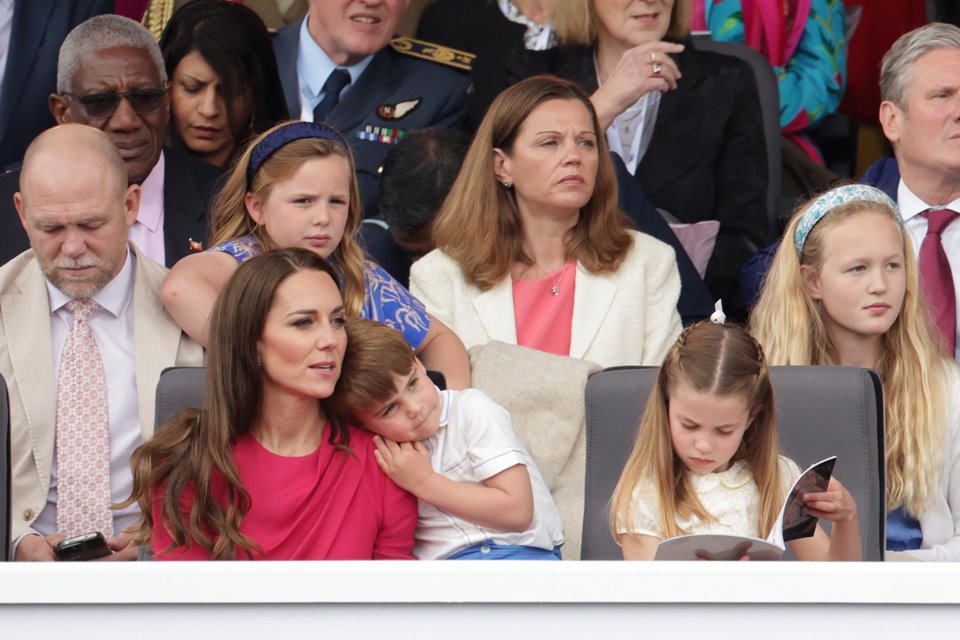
[{"xmin": 60, "ymin": 87, "xmax": 167, "ymax": 119}]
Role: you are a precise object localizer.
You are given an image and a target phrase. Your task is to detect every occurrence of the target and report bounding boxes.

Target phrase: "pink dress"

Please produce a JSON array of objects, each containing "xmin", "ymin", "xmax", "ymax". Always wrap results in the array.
[{"xmin": 152, "ymin": 425, "xmax": 417, "ymax": 560}]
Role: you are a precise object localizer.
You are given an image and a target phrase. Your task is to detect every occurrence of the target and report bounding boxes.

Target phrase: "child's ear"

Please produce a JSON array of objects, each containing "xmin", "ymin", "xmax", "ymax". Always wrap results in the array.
[
  {"xmin": 245, "ymin": 191, "xmax": 265, "ymax": 226},
  {"xmin": 800, "ymin": 264, "xmax": 823, "ymax": 300},
  {"xmin": 747, "ymin": 405, "xmax": 762, "ymax": 427}
]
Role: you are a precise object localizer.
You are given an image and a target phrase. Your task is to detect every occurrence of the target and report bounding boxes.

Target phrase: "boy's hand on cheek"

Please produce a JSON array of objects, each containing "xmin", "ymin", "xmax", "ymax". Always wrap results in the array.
[{"xmin": 373, "ymin": 436, "xmax": 434, "ymax": 494}]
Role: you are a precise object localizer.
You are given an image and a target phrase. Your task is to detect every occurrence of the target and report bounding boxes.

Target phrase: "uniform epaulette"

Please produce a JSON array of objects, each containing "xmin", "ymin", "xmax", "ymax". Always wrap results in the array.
[{"xmin": 389, "ymin": 37, "xmax": 474, "ymax": 71}]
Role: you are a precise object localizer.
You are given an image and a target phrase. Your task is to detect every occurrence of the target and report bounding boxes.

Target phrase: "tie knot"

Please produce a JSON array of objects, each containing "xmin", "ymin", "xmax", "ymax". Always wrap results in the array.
[
  {"xmin": 66, "ymin": 298, "xmax": 98, "ymax": 321},
  {"xmin": 925, "ymin": 208, "xmax": 958, "ymax": 235},
  {"xmin": 323, "ymin": 69, "xmax": 351, "ymax": 96}
]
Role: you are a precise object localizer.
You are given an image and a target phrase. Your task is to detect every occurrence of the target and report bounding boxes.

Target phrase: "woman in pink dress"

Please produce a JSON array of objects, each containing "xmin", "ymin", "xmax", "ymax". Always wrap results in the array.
[{"xmin": 125, "ymin": 248, "xmax": 417, "ymax": 560}]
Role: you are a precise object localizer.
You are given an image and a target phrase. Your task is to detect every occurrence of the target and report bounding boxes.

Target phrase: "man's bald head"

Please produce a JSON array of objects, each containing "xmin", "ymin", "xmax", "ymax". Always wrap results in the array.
[
  {"xmin": 20, "ymin": 124, "xmax": 128, "ymax": 205},
  {"xmin": 15, "ymin": 124, "xmax": 140, "ymax": 298}
]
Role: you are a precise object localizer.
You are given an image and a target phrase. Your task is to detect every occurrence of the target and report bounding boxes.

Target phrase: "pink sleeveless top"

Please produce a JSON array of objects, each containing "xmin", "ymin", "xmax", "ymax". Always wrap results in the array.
[{"xmin": 512, "ymin": 262, "xmax": 576, "ymax": 356}]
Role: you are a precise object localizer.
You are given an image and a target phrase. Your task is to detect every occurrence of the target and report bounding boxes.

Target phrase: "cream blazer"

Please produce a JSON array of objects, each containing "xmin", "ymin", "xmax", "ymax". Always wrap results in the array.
[
  {"xmin": 410, "ymin": 230, "xmax": 683, "ymax": 368},
  {"xmin": 1, "ymin": 243, "xmax": 204, "ymax": 543}
]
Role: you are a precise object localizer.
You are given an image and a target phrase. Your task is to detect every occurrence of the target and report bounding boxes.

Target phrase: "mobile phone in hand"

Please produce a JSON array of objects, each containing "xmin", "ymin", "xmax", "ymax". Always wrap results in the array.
[{"xmin": 53, "ymin": 531, "xmax": 112, "ymax": 561}]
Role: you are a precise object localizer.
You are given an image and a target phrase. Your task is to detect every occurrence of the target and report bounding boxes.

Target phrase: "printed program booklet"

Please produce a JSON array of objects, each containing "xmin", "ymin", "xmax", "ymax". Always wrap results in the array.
[{"xmin": 654, "ymin": 456, "xmax": 837, "ymax": 561}]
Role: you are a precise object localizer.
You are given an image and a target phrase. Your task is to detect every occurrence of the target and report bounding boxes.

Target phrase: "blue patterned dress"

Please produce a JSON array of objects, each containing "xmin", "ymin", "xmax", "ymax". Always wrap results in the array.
[{"xmin": 209, "ymin": 235, "xmax": 430, "ymax": 349}]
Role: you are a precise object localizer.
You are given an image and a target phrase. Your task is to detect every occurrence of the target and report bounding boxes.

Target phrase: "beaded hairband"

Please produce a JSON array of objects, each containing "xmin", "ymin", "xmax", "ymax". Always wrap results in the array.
[
  {"xmin": 247, "ymin": 121, "xmax": 349, "ymax": 189},
  {"xmin": 794, "ymin": 184, "xmax": 902, "ymax": 256}
]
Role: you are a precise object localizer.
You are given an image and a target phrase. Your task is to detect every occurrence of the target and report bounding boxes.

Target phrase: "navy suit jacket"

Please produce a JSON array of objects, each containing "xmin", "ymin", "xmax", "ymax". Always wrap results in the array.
[
  {"xmin": 273, "ymin": 19, "xmax": 471, "ymax": 217},
  {"xmin": 0, "ymin": 146, "xmax": 222, "ymax": 268},
  {"xmin": 0, "ymin": 0, "xmax": 113, "ymax": 171}
]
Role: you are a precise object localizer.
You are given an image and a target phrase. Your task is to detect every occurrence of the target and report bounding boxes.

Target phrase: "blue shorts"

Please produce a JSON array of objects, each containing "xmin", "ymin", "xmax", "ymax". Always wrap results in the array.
[{"xmin": 448, "ymin": 542, "xmax": 562, "ymax": 560}]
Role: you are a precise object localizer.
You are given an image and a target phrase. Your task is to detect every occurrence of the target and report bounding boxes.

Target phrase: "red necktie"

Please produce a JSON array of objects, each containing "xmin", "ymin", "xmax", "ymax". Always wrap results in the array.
[
  {"xmin": 56, "ymin": 299, "xmax": 113, "ymax": 538},
  {"xmin": 919, "ymin": 209, "xmax": 958, "ymax": 355}
]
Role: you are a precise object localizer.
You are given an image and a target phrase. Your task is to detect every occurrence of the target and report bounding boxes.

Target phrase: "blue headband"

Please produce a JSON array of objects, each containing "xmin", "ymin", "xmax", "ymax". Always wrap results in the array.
[
  {"xmin": 247, "ymin": 121, "xmax": 349, "ymax": 188},
  {"xmin": 794, "ymin": 184, "xmax": 902, "ymax": 256}
]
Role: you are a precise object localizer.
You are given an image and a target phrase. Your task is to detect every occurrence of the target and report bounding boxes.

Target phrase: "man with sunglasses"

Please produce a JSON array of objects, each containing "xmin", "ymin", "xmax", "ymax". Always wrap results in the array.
[{"xmin": 0, "ymin": 15, "xmax": 221, "ymax": 268}]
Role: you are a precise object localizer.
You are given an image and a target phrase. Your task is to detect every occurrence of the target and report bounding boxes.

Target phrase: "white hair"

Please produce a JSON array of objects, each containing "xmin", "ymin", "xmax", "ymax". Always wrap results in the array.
[{"xmin": 57, "ymin": 15, "xmax": 166, "ymax": 93}]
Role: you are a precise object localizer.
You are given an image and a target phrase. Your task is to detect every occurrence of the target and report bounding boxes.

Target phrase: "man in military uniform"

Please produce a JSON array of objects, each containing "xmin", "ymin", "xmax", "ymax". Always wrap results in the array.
[{"xmin": 274, "ymin": 0, "xmax": 472, "ymax": 217}]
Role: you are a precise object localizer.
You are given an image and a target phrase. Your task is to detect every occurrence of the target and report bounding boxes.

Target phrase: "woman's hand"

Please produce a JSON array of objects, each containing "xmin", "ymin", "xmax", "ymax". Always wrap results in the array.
[
  {"xmin": 803, "ymin": 477, "xmax": 857, "ymax": 524},
  {"xmin": 592, "ymin": 41, "xmax": 685, "ymax": 130},
  {"xmin": 373, "ymin": 436, "xmax": 434, "ymax": 495}
]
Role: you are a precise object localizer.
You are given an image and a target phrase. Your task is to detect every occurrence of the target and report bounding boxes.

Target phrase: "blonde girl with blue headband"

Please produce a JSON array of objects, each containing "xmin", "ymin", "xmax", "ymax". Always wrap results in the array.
[
  {"xmin": 751, "ymin": 184, "xmax": 960, "ymax": 560},
  {"xmin": 610, "ymin": 320, "xmax": 862, "ymax": 561},
  {"xmin": 161, "ymin": 121, "xmax": 471, "ymax": 388}
]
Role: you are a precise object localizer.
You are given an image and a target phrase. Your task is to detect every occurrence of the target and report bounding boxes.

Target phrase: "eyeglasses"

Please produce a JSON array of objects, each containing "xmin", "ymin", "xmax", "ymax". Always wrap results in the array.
[{"xmin": 59, "ymin": 87, "xmax": 167, "ymax": 119}]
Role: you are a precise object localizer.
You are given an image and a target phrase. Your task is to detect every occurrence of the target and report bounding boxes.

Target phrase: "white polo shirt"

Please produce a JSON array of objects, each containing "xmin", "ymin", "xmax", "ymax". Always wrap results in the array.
[{"xmin": 414, "ymin": 388, "xmax": 565, "ymax": 560}]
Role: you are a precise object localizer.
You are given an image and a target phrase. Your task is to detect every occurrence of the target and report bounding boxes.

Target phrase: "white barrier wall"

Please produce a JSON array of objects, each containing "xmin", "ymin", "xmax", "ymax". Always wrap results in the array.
[{"xmin": 2, "ymin": 562, "xmax": 960, "ymax": 638}]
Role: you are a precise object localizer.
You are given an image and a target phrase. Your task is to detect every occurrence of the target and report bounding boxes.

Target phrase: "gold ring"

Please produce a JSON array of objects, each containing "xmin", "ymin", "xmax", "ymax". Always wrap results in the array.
[
  {"xmin": 652, "ymin": 61, "xmax": 663, "ymax": 76},
  {"xmin": 650, "ymin": 51, "xmax": 658, "ymax": 63}
]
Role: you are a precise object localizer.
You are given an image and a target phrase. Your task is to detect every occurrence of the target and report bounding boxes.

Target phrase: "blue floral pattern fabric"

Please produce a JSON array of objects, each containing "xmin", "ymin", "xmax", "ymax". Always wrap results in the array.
[{"xmin": 209, "ymin": 235, "xmax": 430, "ymax": 349}]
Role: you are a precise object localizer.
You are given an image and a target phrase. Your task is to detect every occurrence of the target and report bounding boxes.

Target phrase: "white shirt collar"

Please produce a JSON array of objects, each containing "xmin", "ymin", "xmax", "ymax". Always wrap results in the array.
[
  {"xmin": 46, "ymin": 246, "xmax": 136, "ymax": 319},
  {"xmin": 297, "ymin": 15, "xmax": 374, "ymax": 103},
  {"xmin": 897, "ymin": 178, "xmax": 960, "ymax": 222},
  {"xmin": 437, "ymin": 387, "xmax": 452, "ymax": 430}
]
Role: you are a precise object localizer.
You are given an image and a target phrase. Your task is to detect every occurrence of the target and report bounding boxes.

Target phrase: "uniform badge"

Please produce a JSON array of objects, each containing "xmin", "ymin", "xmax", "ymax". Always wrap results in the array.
[
  {"xmin": 377, "ymin": 99, "xmax": 421, "ymax": 120},
  {"xmin": 357, "ymin": 126, "xmax": 406, "ymax": 145}
]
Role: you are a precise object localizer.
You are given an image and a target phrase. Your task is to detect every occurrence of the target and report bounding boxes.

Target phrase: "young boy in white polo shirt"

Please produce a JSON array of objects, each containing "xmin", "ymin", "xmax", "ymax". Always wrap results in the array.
[{"xmin": 329, "ymin": 318, "xmax": 564, "ymax": 560}]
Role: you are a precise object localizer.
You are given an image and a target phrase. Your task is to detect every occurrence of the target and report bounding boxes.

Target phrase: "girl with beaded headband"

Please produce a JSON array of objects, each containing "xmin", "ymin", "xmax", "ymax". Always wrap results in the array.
[
  {"xmin": 751, "ymin": 183, "xmax": 960, "ymax": 560},
  {"xmin": 161, "ymin": 121, "xmax": 471, "ymax": 388},
  {"xmin": 609, "ymin": 319, "xmax": 861, "ymax": 560}
]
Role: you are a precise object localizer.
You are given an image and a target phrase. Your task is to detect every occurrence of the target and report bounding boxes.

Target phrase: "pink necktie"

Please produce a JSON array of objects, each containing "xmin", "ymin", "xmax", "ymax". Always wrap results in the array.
[
  {"xmin": 919, "ymin": 209, "xmax": 958, "ymax": 356},
  {"xmin": 56, "ymin": 299, "xmax": 113, "ymax": 538}
]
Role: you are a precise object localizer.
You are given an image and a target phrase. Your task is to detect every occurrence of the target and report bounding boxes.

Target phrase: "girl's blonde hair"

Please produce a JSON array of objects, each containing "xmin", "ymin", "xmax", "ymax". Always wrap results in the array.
[
  {"xmin": 553, "ymin": 0, "xmax": 691, "ymax": 46},
  {"xmin": 751, "ymin": 195, "xmax": 950, "ymax": 515},
  {"xmin": 208, "ymin": 121, "xmax": 367, "ymax": 316},
  {"xmin": 610, "ymin": 322, "xmax": 783, "ymax": 540},
  {"xmin": 432, "ymin": 75, "xmax": 633, "ymax": 291}
]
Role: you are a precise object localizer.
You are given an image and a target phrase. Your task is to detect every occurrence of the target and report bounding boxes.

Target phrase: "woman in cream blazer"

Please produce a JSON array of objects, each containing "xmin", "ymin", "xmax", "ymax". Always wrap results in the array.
[{"xmin": 409, "ymin": 76, "xmax": 682, "ymax": 368}]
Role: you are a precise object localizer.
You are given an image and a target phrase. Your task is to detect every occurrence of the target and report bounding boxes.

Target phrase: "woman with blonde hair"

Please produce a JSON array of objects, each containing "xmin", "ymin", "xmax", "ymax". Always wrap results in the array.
[
  {"xmin": 511, "ymin": 0, "xmax": 768, "ymax": 318},
  {"xmin": 751, "ymin": 183, "xmax": 960, "ymax": 560},
  {"xmin": 410, "ymin": 75, "xmax": 682, "ymax": 367},
  {"xmin": 161, "ymin": 120, "xmax": 470, "ymax": 387}
]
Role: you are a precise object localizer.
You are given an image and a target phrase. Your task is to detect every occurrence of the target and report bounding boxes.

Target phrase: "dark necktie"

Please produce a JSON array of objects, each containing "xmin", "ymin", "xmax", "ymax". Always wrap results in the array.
[
  {"xmin": 919, "ymin": 208, "xmax": 958, "ymax": 355},
  {"xmin": 312, "ymin": 69, "xmax": 351, "ymax": 123}
]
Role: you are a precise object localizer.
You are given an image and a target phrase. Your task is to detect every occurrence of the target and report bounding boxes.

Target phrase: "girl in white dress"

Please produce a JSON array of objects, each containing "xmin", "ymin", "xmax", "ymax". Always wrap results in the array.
[{"xmin": 610, "ymin": 321, "xmax": 862, "ymax": 561}]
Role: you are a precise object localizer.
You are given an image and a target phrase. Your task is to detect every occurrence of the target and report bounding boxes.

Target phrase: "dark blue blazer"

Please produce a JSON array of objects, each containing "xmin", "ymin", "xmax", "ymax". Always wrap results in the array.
[
  {"xmin": 0, "ymin": 0, "xmax": 113, "ymax": 171},
  {"xmin": 273, "ymin": 19, "xmax": 471, "ymax": 217}
]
